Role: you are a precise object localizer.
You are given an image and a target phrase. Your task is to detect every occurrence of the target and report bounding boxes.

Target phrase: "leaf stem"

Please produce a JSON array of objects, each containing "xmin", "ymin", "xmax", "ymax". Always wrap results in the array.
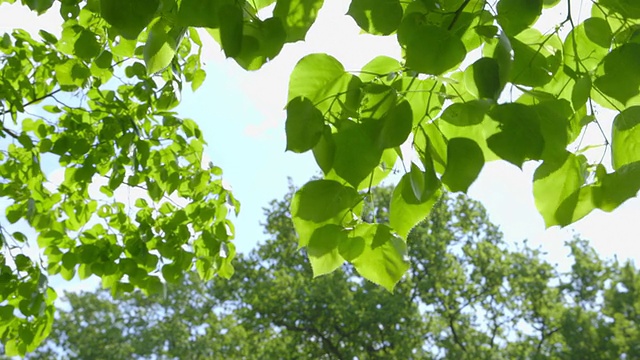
[{"xmin": 0, "ymin": 88, "xmax": 62, "ymax": 117}]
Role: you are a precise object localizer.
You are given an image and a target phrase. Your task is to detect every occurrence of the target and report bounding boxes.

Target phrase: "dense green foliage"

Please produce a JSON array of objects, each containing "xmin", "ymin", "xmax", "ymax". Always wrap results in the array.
[
  {"xmin": 1, "ymin": 0, "xmax": 640, "ymax": 354},
  {"xmin": 22, "ymin": 188, "xmax": 640, "ymax": 359}
]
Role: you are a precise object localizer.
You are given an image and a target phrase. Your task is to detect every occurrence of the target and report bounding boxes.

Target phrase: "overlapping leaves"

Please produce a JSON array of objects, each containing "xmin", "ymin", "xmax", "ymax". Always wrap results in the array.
[{"xmin": 283, "ymin": 0, "xmax": 640, "ymax": 292}]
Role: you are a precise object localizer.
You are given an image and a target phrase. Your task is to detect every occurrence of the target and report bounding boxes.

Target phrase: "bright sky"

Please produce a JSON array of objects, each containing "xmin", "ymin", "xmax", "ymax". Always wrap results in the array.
[{"xmin": 0, "ymin": 1, "xmax": 639, "ymax": 298}]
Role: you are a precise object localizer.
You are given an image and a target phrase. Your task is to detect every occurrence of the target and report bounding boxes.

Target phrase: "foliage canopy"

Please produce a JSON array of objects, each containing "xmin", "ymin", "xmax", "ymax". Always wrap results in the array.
[
  {"xmin": 1, "ymin": 0, "xmax": 640, "ymax": 355},
  {"xmin": 23, "ymin": 188, "xmax": 640, "ymax": 359}
]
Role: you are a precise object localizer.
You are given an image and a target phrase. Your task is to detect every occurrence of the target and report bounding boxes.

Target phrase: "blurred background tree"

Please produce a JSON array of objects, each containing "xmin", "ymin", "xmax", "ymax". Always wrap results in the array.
[{"xmin": 25, "ymin": 186, "xmax": 640, "ymax": 359}]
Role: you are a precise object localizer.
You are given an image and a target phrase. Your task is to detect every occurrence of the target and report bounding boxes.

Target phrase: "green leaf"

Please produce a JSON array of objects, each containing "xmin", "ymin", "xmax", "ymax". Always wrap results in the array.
[
  {"xmin": 571, "ymin": 76, "xmax": 592, "ymax": 110},
  {"xmin": 359, "ymin": 83, "xmax": 397, "ymax": 119},
  {"xmin": 533, "ymin": 152, "xmax": 586, "ymax": 227},
  {"xmin": 74, "ymin": 29, "xmax": 101, "ymax": 60},
  {"xmin": 274, "ymin": 0, "xmax": 324, "ymax": 42},
  {"xmin": 378, "ymin": 99, "xmax": 412, "ymax": 148},
  {"xmin": 288, "ymin": 53, "xmax": 346, "ymax": 109},
  {"xmin": 161, "ymin": 263, "xmax": 181, "ymax": 283},
  {"xmin": 291, "ymin": 180, "xmax": 361, "ymax": 247},
  {"xmin": 496, "ymin": 0, "xmax": 542, "ymax": 36},
  {"xmin": 441, "ymin": 138, "xmax": 484, "ymax": 193},
  {"xmin": 464, "ymin": 57, "xmax": 502, "ymax": 100},
  {"xmin": 24, "ymin": 0, "xmax": 54, "ymax": 14},
  {"xmin": 564, "ymin": 18, "xmax": 612, "ymax": 73},
  {"xmin": 487, "ymin": 103, "xmax": 544, "ymax": 167},
  {"xmin": 509, "ymin": 28, "xmax": 562, "ymax": 87},
  {"xmin": 218, "ymin": 4, "xmax": 243, "ymax": 58},
  {"xmin": 389, "ymin": 172, "xmax": 441, "ymax": 239},
  {"xmin": 307, "ymin": 224, "xmax": 346, "ymax": 276},
  {"xmin": 285, "ymin": 97, "xmax": 325, "ymax": 153},
  {"xmin": 347, "ymin": 0, "xmax": 403, "ymax": 35},
  {"xmin": 176, "ymin": 0, "xmax": 221, "ymax": 28},
  {"xmin": 100, "ymin": 0, "xmax": 159, "ymax": 40},
  {"xmin": 612, "ymin": 107, "xmax": 640, "ymax": 170},
  {"xmin": 348, "ymin": 223, "xmax": 410, "ymax": 292},
  {"xmin": 594, "ymin": 43, "xmax": 640, "ymax": 105},
  {"xmin": 332, "ymin": 122, "xmax": 383, "ymax": 188},
  {"xmin": 191, "ymin": 69, "xmax": 206, "ymax": 92},
  {"xmin": 312, "ymin": 126, "xmax": 336, "ymax": 174},
  {"xmin": 143, "ymin": 21, "xmax": 185, "ymax": 74},
  {"xmin": 359, "ymin": 56, "xmax": 402, "ymax": 83},
  {"xmin": 440, "ymin": 100, "xmax": 491, "ymax": 126},
  {"xmin": 599, "ymin": 0, "xmax": 640, "ymax": 19},
  {"xmin": 598, "ymin": 162, "xmax": 640, "ymax": 211},
  {"xmin": 398, "ymin": 15, "xmax": 466, "ymax": 75},
  {"xmin": 409, "ymin": 163, "xmax": 425, "ymax": 200},
  {"xmin": 54, "ymin": 60, "xmax": 89, "ymax": 87}
]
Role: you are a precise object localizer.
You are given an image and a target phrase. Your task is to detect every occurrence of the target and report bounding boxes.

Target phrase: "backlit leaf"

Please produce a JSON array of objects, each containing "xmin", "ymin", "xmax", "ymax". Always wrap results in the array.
[
  {"xmin": 348, "ymin": 223, "xmax": 410, "ymax": 292},
  {"xmin": 291, "ymin": 180, "xmax": 361, "ymax": 247},
  {"xmin": 612, "ymin": 107, "xmax": 640, "ymax": 170},
  {"xmin": 274, "ymin": 0, "xmax": 324, "ymax": 42},
  {"xmin": 533, "ymin": 152, "xmax": 585, "ymax": 227},
  {"xmin": 390, "ymin": 172, "xmax": 441, "ymax": 239},
  {"xmin": 143, "ymin": 21, "xmax": 185, "ymax": 74},
  {"xmin": 307, "ymin": 224, "xmax": 346, "ymax": 276}
]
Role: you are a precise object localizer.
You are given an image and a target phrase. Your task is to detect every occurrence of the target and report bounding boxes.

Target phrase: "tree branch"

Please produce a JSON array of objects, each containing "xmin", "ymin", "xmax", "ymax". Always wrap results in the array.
[
  {"xmin": 448, "ymin": 0, "xmax": 471, "ymax": 31},
  {"xmin": 0, "ymin": 88, "xmax": 62, "ymax": 116},
  {"xmin": 448, "ymin": 315, "xmax": 468, "ymax": 353},
  {"xmin": 0, "ymin": 126, "xmax": 19, "ymax": 140}
]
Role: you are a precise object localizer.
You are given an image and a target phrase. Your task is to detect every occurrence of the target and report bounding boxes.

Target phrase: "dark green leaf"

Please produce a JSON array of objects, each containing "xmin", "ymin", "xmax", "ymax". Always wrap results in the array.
[
  {"xmin": 442, "ymin": 137, "xmax": 485, "ymax": 193},
  {"xmin": 74, "ymin": 29, "xmax": 101, "ymax": 60},
  {"xmin": 594, "ymin": 43, "xmax": 640, "ymax": 105},
  {"xmin": 487, "ymin": 103, "xmax": 544, "ymax": 167},
  {"xmin": 285, "ymin": 97, "xmax": 325, "ymax": 153},
  {"xmin": 347, "ymin": 0, "xmax": 403, "ymax": 35},
  {"xmin": 599, "ymin": 0, "xmax": 640, "ymax": 19},
  {"xmin": 378, "ymin": 99, "xmax": 412, "ymax": 148},
  {"xmin": 497, "ymin": 0, "xmax": 542, "ymax": 36},
  {"xmin": 440, "ymin": 100, "xmax": 491, "ymax": 126},
  {"xmin": 312, "ymin": 126, "xmax": 335, "ymax": 174},
  {"xmin": 332, "ymin": 122, "xmax": 383, "ymax": 188},
  {"xmin": 24, "ymin": 0, "xmax": 55, "ymax": 14},
  {"xmin": 100, "ymin": 0, "xmax": 159, "ymax": 40},
  {"xmin": 572, "ymin": 76, "xmax": 592, "ymax": 110},
  {"xmin": 219, "ymin": 4, "xmax": 243, "ymax": 58},
  {"xmin": 176, "ymin": 0, "xmax": 221, "ymax": 28},
  {"xmin": 465, "ymin": 57, "xmax": 502, "ymax": 100},
  {"xmin": 398, "ymin": 15, "xmax": 466, "ymax": 75}
]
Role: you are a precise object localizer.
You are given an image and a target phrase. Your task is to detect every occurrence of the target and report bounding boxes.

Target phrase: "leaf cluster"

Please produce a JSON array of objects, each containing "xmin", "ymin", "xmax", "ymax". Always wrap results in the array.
[
  {"xmin": 282, "ymin": 0, "xmax": 640, "ymax": 289},
  {"xmin": 24, "ymin": 187, "xmax": 640, "ymax": 359}
]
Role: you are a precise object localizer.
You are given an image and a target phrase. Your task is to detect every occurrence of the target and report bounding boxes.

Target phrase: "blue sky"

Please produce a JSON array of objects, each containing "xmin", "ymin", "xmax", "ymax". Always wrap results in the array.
[{"xmin": 1, "ymin": 1, "xmax": 639, "ymax": 296}]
